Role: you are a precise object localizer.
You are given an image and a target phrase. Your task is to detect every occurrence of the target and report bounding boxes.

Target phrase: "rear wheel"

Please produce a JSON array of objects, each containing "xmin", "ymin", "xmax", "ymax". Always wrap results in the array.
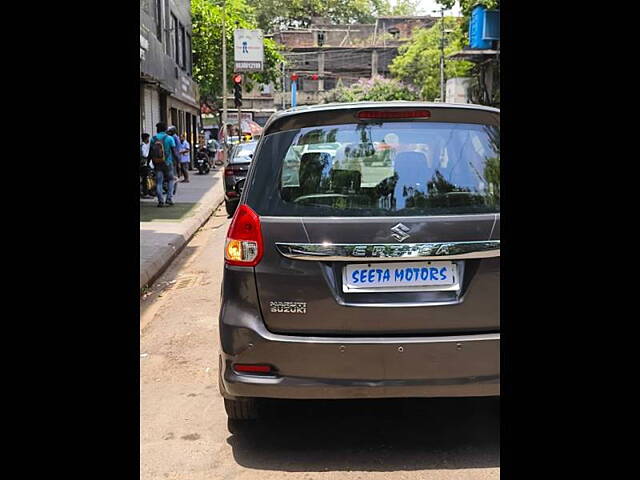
[
  {"xmin": 224, "ymin": 398, "xmax": 259, "ymax": 420},
  {"xmin": 225, "ymin": 200, "xmax": 237, "ymax": 217}
]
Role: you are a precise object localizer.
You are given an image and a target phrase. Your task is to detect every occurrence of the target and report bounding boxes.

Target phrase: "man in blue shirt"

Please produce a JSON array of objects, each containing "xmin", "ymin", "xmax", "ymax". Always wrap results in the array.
[
  {"xmin": 167, "ymin": 125, "xmax": 182, "ymax": 180},
  {"xmin": 178, "ymin": 133, "xmax": 191, "ymax": 183},
  {"xmin": 150, "ymin": 122, "xmax": 177, "ymax": 207}
]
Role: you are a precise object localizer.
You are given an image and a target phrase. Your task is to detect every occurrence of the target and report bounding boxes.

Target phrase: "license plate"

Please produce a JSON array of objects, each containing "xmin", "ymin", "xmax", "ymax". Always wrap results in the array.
[{"xmin": 342, "ymin": 261, "xmax": 458, "ymax": 293}]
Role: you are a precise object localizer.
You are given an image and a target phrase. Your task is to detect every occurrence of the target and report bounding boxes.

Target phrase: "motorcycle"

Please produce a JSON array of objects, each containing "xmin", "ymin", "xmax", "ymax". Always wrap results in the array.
[
  {"xmin": 195, "ymin": 148, "xmax": 211, "ymax": 175},
  {"xmin": 144, "ymin": 166, "xmax": 177, "ymax": 197}
]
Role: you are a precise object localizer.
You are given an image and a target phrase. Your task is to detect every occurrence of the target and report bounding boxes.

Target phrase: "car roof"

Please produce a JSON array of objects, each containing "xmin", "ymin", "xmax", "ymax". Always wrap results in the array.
[{"xmin": 262, "ymin": 101, "xmax": 499, "ymax": 135}]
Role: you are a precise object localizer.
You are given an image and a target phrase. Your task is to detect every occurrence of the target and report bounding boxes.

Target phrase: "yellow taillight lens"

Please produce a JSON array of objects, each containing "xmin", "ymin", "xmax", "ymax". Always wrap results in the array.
[
  {"xmin": 225, "ymin": 239, "xmax": 243, "ymax": 262},
  {"xmin": 224, "ymin": 238, "xmax": 259, "ymax": 264}
]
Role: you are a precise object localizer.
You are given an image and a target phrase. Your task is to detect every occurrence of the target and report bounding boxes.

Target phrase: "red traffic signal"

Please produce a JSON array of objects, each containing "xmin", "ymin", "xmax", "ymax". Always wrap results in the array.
[{"xmin": 233, "ymin": 74, "xmax": 242, "ymax": 84}]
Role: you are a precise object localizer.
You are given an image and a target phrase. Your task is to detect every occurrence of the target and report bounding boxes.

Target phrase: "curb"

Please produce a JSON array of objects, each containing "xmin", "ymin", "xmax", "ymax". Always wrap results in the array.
[{"xmin": 140, "ymin": 189, "xmax": 225, "ymax": 293}]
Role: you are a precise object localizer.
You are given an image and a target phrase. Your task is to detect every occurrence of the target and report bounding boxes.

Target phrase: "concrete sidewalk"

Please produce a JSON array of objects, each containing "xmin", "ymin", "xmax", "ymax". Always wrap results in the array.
[{"xmin": 140, "ymin": 167, "xmax": 225, "ymax": 291}]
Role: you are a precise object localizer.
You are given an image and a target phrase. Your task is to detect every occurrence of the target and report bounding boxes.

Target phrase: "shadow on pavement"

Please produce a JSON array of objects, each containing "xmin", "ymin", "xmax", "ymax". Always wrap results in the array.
[
  {"xmin": 140, "ymin": 202, "xmax": 198, "ymax": 222},
  {"xmin": 227, "ymin": 397, "xmax": 499, "ymax": 472},
  {"xmin": 140, "ymin": 167, "xmax": 222, "ymax": 207}
]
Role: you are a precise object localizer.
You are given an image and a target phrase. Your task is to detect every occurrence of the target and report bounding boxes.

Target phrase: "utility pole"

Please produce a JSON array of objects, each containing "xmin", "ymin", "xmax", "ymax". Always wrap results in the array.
[
  {"xmin": 281, "ymin": 62, "xmax": 286, "ymax": 109},
  {"xmin": 319, "ymin": 52, "xmax": 325, "ymax": 91},
  {"xmin": 221, "ymin": 0, "xmax": 227, "ymax": 137},
  {"xmin": 371, "ymin": 49, "xmax": 378, "ymax": 78},
  {"xmin": 440, "ymin": 7, "xmax": 445, "ymax": 102}
]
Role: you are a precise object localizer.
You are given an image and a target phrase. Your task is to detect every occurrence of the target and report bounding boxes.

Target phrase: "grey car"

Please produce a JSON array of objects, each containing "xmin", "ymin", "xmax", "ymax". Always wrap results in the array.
[
  {"xmin": 219, "ymin": 102, "xmax": 500, "ymax": 421},
  {"xmin": 224, "ymin": 141, "xmax": 258, "ymax": 216}
]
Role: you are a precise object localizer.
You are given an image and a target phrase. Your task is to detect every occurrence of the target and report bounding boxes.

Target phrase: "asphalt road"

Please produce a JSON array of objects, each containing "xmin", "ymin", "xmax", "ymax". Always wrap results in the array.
[{"xmin": 140, "ymin": 204, "xmax": 500, "ymax": 480}]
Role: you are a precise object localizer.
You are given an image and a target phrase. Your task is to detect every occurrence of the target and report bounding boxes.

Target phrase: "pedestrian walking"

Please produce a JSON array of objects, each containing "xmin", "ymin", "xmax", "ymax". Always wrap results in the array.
[
  {"xmin": 149, "ymin": 122, "xmax": 177, "ymax": 207},
  {"xmin": 140, "ymin": 133, "xmax": 153, "ymax": 198},
  {"xmin": 179, "ymin": 133, "xmax": 191, "ymax": 182},
  {"xmin": 167, "ymin": 125, "xmax": 182, "ymax": 180}
]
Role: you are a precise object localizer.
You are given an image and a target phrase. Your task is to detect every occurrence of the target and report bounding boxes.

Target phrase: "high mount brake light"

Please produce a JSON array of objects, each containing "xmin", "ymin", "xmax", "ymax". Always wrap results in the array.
[
  {"xmin": 357, "ymin": 110, "xmax": 431, "ymax": 119},
  {"xmin": 224, "ymin": 204, "xmax": 263, "ymax": 266}
]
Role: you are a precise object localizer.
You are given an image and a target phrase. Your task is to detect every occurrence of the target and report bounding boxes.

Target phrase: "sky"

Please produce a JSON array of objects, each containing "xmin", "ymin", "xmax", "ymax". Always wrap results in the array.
[{"xmin": 401, "ymin": 0, "xmax": 463, "ymax": 17}]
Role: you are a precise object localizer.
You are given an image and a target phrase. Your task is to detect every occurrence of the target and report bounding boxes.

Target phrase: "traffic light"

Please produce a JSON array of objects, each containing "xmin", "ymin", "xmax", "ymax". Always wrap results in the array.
[{"xmin": 233, "ymin": 74, "xmax": 242, "ymax": 108}]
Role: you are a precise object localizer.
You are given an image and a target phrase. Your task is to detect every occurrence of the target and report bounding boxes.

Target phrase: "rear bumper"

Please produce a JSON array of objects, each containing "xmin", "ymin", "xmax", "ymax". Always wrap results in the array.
[{"xmin": 219, "ymin": 320, "xmax": 499, "ymax": 400}]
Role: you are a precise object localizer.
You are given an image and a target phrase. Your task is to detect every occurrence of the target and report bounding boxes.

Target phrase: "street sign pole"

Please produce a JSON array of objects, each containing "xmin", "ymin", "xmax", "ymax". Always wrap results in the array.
[{"xmin": 237, "ymin": 91, "xmax": 242, "ymax": 144}]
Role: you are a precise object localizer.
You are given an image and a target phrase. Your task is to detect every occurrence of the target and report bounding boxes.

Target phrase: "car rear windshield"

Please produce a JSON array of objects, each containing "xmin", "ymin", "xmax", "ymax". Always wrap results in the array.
[
  {"xmin": 231, "ymin": 143, "xmax": 257, "ymax": 163},
  {"xmin": 246, "ymin": 121, "xmax": 500, "ymax": 217}
]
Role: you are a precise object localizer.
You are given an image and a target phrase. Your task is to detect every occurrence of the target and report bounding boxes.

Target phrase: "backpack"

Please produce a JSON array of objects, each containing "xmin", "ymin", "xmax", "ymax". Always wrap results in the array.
[{"xmin": 149, "ymin": 135, "xmax": 166, "ymax": 167}]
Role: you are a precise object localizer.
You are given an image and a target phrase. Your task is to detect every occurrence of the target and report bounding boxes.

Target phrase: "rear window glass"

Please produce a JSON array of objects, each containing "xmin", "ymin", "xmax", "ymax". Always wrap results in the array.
[
  {"xmin": 246, "ymin": 121, "xmax": 499, "ymax": 217},
  {"xmin": 231, "ymin": 143, "xmax": 257, "ymax": 162}
]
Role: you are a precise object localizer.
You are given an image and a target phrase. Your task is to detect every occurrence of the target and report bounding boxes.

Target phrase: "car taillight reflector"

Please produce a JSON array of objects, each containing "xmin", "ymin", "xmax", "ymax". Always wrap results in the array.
[
  {"xmin": 357, "ymin": 110, "xmax": 431, "ymax": 119},
  {"xmin": 233, "ymin": 364, "xmax": 272, "ymax": 374},
  {"xmin": 224, "ymin": 204, "xmax": 263, "ymax": 266},
  {"xmin": 224, "ymin": 168, "xmax": 235, "ymax": 176}
]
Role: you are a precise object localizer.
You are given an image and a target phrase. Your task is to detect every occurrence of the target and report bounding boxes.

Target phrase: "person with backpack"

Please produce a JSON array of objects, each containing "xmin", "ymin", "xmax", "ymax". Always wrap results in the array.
[
  {"xmin": 167, "ymin": 125, "xmax": 182, "ymax": 181},
  {"xmin": 149, "ymin": 122, "xmax": 177, "ymax": 207}
]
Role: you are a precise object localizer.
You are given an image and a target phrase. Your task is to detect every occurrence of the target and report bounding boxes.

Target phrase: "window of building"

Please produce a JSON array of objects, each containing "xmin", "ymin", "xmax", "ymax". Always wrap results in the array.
[
  {"xmin": 154, "ymin": 0, "xmax": 162, "ymax": 41},
  {"xmin": 186, "ymin": 33, "xmax": 192, "ymax": 75},
  {"xmin": 172, "ymin": 14, "xmax": 179, "ymax": 64},
  {"xmin": 170, "ymin": 108, "xmax": 178, "ymax": 128},
  {"xmin": 324, "ymin": 77, "xmax": 337, "ymax": 90},
  {"xmin": 179, "ymin": 24, "xmax": 186, "ymax": 70}
]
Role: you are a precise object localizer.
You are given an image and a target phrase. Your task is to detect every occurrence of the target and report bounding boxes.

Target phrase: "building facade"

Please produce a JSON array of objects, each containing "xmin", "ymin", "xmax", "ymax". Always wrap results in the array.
[
  {"xmin": 272, "ymin": 16, "xmax": 436, "ymax": 108},
  {"xmin": 140, "ymin": 0, "xmax": 200, "ymax": 162}
]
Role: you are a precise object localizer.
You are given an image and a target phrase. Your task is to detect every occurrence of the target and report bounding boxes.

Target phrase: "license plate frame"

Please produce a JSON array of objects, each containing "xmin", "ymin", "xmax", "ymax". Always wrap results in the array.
[{"xmin": 342, "ymin": 260, "xmax": 460, "ymax": 294}]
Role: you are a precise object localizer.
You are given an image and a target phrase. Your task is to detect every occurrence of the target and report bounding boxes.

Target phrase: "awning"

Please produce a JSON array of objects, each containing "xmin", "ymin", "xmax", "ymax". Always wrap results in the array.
[{"xmin": 240, "ymin": 119, "xmax": 263, "ymax": 136}]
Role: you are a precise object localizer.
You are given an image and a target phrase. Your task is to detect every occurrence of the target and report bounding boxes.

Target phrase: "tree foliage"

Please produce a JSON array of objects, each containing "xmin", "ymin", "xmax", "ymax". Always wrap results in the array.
[
  {"xmin": 389, "ymin": 17, "xmax": 472, "ymax": 100},
  {"xmin": 255, "ymin": 0, "xmax": 420, "ymax": 33},
  {"xmin": 322, "ymin": 76, "xmax": 418, "ymax": 103},
  {"xmin": 438, "ymin": 0, "xmax": 500, "ymax": 17},
  {"xmin": 191, "ymin": 0, "xmax": 283, "ymax": 108}
]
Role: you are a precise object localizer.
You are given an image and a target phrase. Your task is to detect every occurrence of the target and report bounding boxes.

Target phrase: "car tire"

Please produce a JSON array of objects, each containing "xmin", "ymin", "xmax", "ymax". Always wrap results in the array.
[
  {"xmin": 225, "ymin": 200, "xmax": 236, "ymax": 217},
  {"xmin": 224, "ymin": 398, "xmax": 259, "ymax": 420}
]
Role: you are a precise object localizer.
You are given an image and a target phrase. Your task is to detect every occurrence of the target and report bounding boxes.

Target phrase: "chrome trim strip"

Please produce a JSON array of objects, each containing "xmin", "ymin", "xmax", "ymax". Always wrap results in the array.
[{"xmin": 275, "ymin": 240, "xmax": 500, "ymax": 261}]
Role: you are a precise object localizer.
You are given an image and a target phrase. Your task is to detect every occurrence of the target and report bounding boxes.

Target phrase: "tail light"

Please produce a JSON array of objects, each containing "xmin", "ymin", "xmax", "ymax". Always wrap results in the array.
[
  {"xmin": 233, "ymin": 364, "xmax": 273, "ymax": 374},
  {"xmin": 224, "ymin": 204, "xmax": 263, "ymax": 266},
  {"xmin": 224, "ymin": 167, "xmax": 235, "ymax": 176}
]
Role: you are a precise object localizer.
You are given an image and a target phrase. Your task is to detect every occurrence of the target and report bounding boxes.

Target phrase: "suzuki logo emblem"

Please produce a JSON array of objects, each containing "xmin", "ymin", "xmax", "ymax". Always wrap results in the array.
[{"xmin": 390, "ymin": 223, "xmax": 411, "ymax": 242}]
